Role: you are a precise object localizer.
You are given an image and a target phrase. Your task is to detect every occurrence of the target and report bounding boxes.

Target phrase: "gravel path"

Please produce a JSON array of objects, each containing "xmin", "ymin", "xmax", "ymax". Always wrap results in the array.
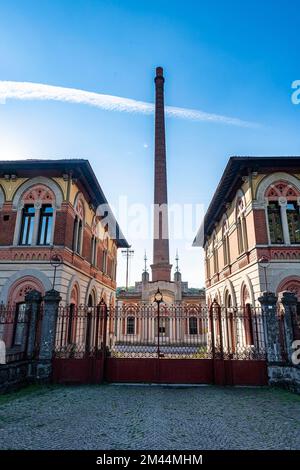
[{"xmin": 0, "ymin": 385, "xmax": 299, "ymax": 450}]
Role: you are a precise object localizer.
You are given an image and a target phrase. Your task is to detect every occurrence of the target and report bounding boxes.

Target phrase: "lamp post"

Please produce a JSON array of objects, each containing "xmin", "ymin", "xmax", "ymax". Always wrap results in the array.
[
  {"xmin": 258, "ymin": 256, "xmax": 270, "ymax": 293},
  {"xmin": 154, "ymin": 288, "xmax": 163, "ymax": 358},
  {"xmin": 50, "ymin": 253, "xmax": 63, "ymax": 290}
]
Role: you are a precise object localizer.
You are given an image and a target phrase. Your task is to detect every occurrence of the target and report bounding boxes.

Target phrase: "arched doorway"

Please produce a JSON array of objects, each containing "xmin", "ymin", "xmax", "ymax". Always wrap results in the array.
[
  {"xmin": 86, "ymin": 290, "xmax": 97, "ymax": 354},
  {"xmin": 224, "ymin": 292, "xmax": 236, "ymax": 355},
  {"xmin": 6, "ymin": 276, "xmax": 44, "ymax": 350},
  {"xmin": 242, "ymin": 285, "xmax": 254, "ymax": 346},
  {"xmin": 68, "ymin": 283, "xmax": 80, "ymax": 346}
]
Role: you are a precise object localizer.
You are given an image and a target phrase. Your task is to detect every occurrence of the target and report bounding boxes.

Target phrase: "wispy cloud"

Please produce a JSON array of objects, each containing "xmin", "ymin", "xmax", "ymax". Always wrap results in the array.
[{"xmin": 0, "ymin": 81, "xmax": 259, "ymax": 128}]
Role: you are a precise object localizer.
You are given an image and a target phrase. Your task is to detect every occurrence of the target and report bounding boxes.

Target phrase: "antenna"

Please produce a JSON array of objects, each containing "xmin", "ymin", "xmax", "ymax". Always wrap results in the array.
[{"xmin": 121, "ymin": 248, "xmax": 134, "ymax": 290}]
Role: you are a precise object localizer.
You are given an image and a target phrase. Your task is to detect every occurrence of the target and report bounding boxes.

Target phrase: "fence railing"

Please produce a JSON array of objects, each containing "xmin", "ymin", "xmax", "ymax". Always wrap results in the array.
[
  {"xmin": 53, "ymin": 303, "xmax": 267, "ymax": 361},
  {"xmin": 1, "ymin": 298, "xmax": 298, "ymax": 365},
  {"xmin": 54, "ymin": 304, "xmax": 107, "ymax": 359}
]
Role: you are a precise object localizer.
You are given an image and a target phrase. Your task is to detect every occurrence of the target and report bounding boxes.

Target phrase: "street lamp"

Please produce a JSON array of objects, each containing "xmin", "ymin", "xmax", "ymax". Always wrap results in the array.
[
  {"xmin": 50, "ymin": 253, "xmax": 63, "ymax": 290},
  {"xmin": 258, "ymin": 256, "xmax": 270, "ymax": 293},
  {"xmin": 154, "ymin": 288, "xmax": 163, "ymax": 358}
]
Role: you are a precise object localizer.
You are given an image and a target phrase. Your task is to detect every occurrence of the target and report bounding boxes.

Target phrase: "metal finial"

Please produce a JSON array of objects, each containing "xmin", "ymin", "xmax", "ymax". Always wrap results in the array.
[{"xmin": 175, "ymin": 250, "xmax": 180, "ymax": 273}]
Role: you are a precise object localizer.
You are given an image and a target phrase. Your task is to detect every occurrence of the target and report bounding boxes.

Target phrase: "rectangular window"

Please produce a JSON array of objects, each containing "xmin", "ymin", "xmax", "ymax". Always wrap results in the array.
[
  {"xmin": 237, "ymin": 220, "xmax": 244, "ymax": 254},
  {"xmin": 38, "ymin": 205, "xmax": 53, "ymax": 245},
  {"xmin": 287, "ymin": 202, "xmax": 300, "ymax": 244},
  {"xmin": 91, "ymin": 237, "xmax": 97, "ymax": 265},
  {"xmin": 126, "ymin": 317, "xmax": 135, "ymax": 335},
  {"xmin": 189, "ymin": 317, "xmax": 198, "ymax": 335},
  {"xmin": 268, "ymin": 202, "xmax": 284, "ymax": 244},
  {"xmin": 72, "ymin": 217, "xmax": 78, "ymax": 251},
  {"xmin": 102, "ymin": 250, "xmax": 107, "ymax": 273},
  {"xmin": 77, "ymin": 221, "xmax": 83, "ymax": 254},
  {"xmin": 19, "ymin": 205, "xmax": 35, "ymax": 245}
]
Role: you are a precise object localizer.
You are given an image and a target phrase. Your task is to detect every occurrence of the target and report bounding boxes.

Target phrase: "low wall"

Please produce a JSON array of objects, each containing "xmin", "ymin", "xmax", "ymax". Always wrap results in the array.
[
  {"xmin": 268, "ymin": 364, "xmax": 300, "ymax": 394},
  {"xmin": 0, "ymin": 361, "xmax": 37, "ymax": 393}
]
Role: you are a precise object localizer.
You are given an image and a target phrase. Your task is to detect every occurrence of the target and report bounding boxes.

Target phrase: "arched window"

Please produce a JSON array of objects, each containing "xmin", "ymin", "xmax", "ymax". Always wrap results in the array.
[
  {"xmin": 236, "ymin": 197, "xmax": 248, "ymax": 254},
  {"xmin": 267, "ymin": 201, "xmax": 283, "ymax": 244},
  {"xmin": 37, "ymin": 205, "xmax": 53, "ymax": 245},
  {"xmin": 222, "ymin": 219, "xmax": 230, "ymax": 266},
  {"xmin": 16, "ymin": 184, "xmax": 56, "ymax": 246},
  {"xmin": 265, "ymin": 181, "xmax": 300, "ymax": 245},
  {"xmin": 287, "ymin": 202, "xmax": 300, "ymax": 244},
  {"xmin": 90, "ymin": 218, "xmax": 98, "ymax": 266},
  {"xmin": 72, "ymin": 196, "xmax": 85, "ymax": 255},
  {"xmin": 19, "ymin": 205, "xmax": 35, "ymax": 245}
]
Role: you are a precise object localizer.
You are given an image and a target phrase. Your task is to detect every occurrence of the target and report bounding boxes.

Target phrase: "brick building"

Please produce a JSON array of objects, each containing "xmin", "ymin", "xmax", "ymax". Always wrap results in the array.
[
  {"xmin": 194, "ymin": 157, "xmax": 300, "ymax": 307},
  {"xmin": 0, "ymin": 159, "xmax": 129, "ymax": 309}
]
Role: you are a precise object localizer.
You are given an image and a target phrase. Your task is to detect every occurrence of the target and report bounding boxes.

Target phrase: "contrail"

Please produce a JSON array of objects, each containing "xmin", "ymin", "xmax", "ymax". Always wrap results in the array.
[{"xmin": 0, "ymin": 81, "xmax": 259, "ymax": 128}]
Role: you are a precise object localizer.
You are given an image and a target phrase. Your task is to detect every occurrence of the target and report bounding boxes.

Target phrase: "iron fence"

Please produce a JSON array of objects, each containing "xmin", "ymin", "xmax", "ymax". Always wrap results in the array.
[
  {"xmin": 292, "ymin": 304, "xmax": 300, "ymax": 340},
  {"xmin": 54, "ymin": 304, "xmax": 107, "ymax": 359},
  {"xmin": 107, "ymin": 303, "xmax": 267, "ymax": 360},
  {"xmin": 53, "ymin": 302, "xmax": 268, "ymax": 361},
  {"xmin": 277, "ymin": 302, "xmax": 300, "ymax": 361}
]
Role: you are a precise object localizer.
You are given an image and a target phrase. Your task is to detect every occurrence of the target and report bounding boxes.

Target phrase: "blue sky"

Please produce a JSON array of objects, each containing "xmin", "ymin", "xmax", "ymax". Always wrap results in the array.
[{"xmin": 0, "ymin": 0, "xmax": 300, "ymax": 287}]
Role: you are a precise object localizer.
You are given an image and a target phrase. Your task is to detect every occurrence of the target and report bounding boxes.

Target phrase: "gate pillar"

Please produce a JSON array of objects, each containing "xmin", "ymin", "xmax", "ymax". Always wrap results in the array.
[
  {"xmin": 258, "ymin": 292, "xmax": 281, "ymax": 363},
  {"xmin": 37, "ymin": 289, "xmax": 61, "ymax": 382},
  {"xmin": 25, "ymin": 289, "xmax": 42, "ymax": 359},
  {"xmin": 280, "ymin": 291, "xmax": 298, "ymax": 363}
]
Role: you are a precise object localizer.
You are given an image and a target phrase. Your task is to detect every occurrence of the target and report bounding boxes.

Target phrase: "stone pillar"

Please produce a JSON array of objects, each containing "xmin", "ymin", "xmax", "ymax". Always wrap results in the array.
[
  {"xmin": 280, "ymin": 291, "xmax": 297, "ymax": 363},
  {"xmin": 25, "ymin": 289, "xmax": 42, "ymax": 359},
  {"xmin": 258, "ymin": 292, "xmax": 281, "ymax": 362},
  {"xmin": 37, "ymin": 289, "xmax": 61, "ymax": 381}
]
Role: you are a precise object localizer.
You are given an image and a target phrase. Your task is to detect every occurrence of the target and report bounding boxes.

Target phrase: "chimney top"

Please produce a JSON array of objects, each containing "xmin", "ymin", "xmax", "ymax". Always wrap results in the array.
[{"xmin": 156, "ymin": 66, "xmax": 164, "ymax": 77}]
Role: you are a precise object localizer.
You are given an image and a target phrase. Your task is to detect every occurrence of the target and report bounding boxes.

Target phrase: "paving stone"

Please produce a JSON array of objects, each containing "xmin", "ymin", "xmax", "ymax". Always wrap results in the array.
[{"xmin": 0, "ymin": 385, "xmax": 299, "ymax": 450}]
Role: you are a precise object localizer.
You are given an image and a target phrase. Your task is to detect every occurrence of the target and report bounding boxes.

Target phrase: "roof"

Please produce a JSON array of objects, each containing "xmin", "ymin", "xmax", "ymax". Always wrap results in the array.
[
  {"xmin": 193, "ymin": 156, "xmax": 300, "ymax": 247},
  {"xmin": 0, "ymin": 159, "xmax": 130, "ymax": 248}
]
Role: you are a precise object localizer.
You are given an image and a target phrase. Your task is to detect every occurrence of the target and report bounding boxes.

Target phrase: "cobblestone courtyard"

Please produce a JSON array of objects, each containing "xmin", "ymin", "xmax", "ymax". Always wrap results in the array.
[{"xmin": 0, "ymin": 385, "xmax": 299, "ymax": 450}]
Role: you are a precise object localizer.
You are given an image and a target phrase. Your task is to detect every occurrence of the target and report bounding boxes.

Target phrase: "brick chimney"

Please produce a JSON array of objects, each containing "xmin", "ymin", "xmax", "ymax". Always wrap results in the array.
[{"xmin": 151, "ymin": 66, "xmax": 172, "ymax": 282}]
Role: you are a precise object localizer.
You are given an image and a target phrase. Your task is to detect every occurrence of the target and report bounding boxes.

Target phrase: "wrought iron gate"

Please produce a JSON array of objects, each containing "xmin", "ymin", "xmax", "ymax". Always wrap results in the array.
[{"xmin": 52, "ymin": 301, "xmax": 268, "ymax": 385}]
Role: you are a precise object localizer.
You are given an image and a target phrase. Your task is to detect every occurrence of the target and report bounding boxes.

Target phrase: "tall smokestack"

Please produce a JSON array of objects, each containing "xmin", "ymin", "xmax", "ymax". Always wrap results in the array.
[{"xmin": 151, "ymin": 66, "xmax": 172, "ymax": 282}]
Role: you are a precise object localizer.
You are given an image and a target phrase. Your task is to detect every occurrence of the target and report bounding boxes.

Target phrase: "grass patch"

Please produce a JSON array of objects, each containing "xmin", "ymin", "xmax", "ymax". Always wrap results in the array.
[
  {"xmin": 269, "ymin": 386, "xmax": 300, "ymax": 402},
  {"xmin": 0, "ymin": 384, "xmax": 59, "ymax": 406}
]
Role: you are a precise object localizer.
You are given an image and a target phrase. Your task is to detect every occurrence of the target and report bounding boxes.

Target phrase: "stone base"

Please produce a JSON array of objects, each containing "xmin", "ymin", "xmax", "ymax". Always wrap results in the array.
[
  {"xmin": 151, "ymin": 263, "xmax": 172, "ymax": 282},
  {"xmin": 268, "ymin": 364, "xmax": 300, "ymax": 394},
  {"xmin": 36, "ymin": 360, "xmax": 53, "ymax": 383},
  {"xmin": 0, "ymin": 360, "xmax": 37, "ymax": 394}
]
